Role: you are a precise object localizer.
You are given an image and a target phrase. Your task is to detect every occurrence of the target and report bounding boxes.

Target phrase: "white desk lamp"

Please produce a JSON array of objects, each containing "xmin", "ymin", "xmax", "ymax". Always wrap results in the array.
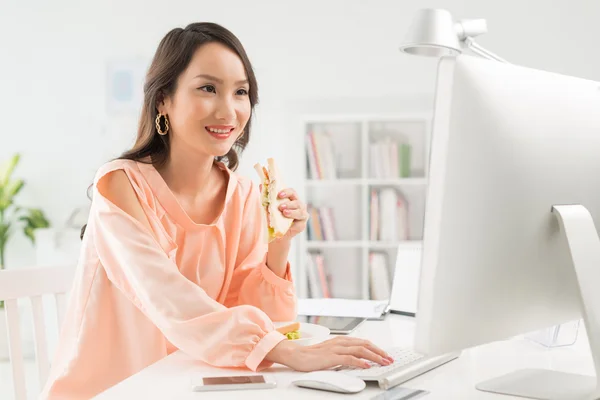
[{"xmin": 399, "ymin": 8, "xmax": 507, "ymax": 63}]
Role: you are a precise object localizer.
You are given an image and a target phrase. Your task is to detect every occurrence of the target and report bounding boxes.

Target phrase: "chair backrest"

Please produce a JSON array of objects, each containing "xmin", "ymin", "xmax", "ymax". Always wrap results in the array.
[{"xmin": 0, "ymin": 266, "xmax": 75, "ymax": 400}]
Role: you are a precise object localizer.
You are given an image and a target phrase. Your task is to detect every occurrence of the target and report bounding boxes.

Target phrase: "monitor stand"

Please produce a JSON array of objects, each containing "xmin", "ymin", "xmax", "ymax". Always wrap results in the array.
[{"xmin": 476, "ymin": 205, "xmax": 600, "ymax": 400}]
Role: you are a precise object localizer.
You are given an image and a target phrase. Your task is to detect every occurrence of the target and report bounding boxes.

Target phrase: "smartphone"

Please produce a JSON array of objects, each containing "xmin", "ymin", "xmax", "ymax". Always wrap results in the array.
[
  {"xmin": 190, "ymin": 374, "xmax": 276, "ymax": 392},
  {"xmin": 298, "ymin": 315, "xmax": 367, "ymax": 334}
]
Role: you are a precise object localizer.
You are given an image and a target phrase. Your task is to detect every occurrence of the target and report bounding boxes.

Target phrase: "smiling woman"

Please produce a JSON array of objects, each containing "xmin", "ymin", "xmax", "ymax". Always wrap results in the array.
[
  {"xmin": 150, "ymin": 41, "xmax": 254, "ymax": 168},
  {"xmin": 41, "ymin": 22, "xmax": 384, "ymax": 400},
  {"xmin": 120, "ymin": 22, "xmax": 258, "ymax": 171}
]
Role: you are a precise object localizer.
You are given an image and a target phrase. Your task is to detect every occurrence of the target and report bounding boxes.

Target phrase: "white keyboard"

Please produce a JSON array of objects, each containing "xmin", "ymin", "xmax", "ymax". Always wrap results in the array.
[{"xmin": 336, "ymin": 347, "xmax": 460, "ymax": 390}]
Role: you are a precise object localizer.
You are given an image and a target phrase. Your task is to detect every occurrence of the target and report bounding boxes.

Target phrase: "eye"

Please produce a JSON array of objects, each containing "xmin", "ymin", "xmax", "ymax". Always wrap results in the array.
[
  {"xmin": 236, "ymin": 88, "xmax": 249, "ymax": 96},
  {"xmin": 199, "ymin": 85, "xmax": 216, "ymax": 93}
]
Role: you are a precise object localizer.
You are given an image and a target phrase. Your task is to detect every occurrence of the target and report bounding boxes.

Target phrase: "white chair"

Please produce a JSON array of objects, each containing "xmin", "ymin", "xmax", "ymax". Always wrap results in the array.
[{"xmin": 0, "ymin": 266, "xmax": 75, "ymax": 400}]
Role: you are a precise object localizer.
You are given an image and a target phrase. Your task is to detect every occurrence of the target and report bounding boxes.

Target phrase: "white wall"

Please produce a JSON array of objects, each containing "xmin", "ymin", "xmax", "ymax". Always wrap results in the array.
[{"xmin": 1, "ymin": 0, "xmax": 600, "ymax": 271}]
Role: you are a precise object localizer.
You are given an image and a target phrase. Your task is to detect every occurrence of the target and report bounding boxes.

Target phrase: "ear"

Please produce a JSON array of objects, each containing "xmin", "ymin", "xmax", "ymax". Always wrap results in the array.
[{"xmin": 156, "ymin": 91, "xmax": 172, "ymax": 115}]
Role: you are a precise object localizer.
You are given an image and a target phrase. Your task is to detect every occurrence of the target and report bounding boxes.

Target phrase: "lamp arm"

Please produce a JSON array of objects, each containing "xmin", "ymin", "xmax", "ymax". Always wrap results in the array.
[{"xmin": 463, "ymin": 37, "xmax": 508, "ymax": 63}]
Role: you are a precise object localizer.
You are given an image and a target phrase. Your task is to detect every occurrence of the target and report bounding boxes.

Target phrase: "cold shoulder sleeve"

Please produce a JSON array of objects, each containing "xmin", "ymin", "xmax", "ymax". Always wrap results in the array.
[{"xmin": 88, "ymin": 162, "xmax": 287, "ymax": 371}]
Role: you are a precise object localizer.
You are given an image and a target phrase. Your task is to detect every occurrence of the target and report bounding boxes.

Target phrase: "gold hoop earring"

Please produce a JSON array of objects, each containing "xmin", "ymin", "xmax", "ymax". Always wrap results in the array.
[{"xmin": 155, "ymin": 113, "xmax": 169, "ymax": 135}]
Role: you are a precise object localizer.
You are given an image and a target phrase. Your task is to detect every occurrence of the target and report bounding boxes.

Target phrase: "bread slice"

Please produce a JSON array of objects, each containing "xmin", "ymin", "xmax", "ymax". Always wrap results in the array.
[{"xmin": 254, "ymin": 158, "xmax": 294, "ymax": 242}]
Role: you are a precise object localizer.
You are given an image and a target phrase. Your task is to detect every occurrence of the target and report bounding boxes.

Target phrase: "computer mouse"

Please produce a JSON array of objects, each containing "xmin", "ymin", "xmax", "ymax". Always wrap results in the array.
[{"xmin": 292, "ymin": 370, "xmax": 366, "ymax": 393}]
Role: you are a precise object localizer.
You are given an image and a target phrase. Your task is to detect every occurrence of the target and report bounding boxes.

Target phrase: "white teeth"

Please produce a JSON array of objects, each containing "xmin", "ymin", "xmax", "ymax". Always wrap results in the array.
[{"xmin": 208, "ymin": 127, "xmax": 231, "ymax": 134}]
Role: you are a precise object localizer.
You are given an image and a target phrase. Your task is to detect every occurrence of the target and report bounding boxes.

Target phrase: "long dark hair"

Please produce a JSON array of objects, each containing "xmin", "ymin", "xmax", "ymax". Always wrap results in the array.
[{"xmin": 80, "ymin": 22, "xmax": 258, "ymax": 239}]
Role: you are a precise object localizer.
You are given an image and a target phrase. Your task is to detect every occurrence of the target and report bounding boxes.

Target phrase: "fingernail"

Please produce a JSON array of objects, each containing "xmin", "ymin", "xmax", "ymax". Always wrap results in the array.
[
  {"xmin": 362, "ymin": 362, "xmax": 370, "ymax": 369},
  {"xmin": 280, "ymin": 204, "xmax": 287, "ymax": 210},
  {"xmin": 284, "ymin": 210, "xmax": 291, "ymax": 215},
  {"xmin": 279, "ymin": 191, "xmax": 286, "ymax": 198},
  {"xmin": 383, "ymin": 358, "xmax": 392, "ymax": 365}
]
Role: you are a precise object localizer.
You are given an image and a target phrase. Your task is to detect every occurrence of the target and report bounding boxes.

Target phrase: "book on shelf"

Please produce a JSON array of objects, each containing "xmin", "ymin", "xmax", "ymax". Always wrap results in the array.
[
  {"xmin": 306, "ymin": 252, "xmax": 331, "ymax": 298},
  {"xmin": 369, "ymin": 252, "xmax": 391, "ymax": 301},
  {"xmin": 306, "ymin": 131, "xmax": 338, "ymax": 179},
  {"xmin": 369, "ymin": 188, "xmax": 409, "ymax": 242},
  {"xmin": 306, "ymin": 205, "xmax": 337, "ymax": 241},
  {"xmin": 369, "ymin": 137, "xmax": 412, "ymax": 178}
]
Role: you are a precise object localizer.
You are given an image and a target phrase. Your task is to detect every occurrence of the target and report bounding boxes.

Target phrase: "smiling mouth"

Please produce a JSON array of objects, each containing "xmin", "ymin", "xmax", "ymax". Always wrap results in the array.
[{"xmin": 205, "ymin": 127, "xmax": 235, "ymax": 139}]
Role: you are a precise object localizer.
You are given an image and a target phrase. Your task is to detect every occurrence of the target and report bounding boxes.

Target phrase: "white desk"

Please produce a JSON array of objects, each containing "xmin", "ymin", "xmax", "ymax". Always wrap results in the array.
[{"xmin": 95, "ymin": 314, "xmax": 594, "ymax": 399}]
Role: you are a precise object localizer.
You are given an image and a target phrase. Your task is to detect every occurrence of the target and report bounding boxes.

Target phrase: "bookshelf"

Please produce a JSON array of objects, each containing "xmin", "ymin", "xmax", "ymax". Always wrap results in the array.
[{"xmin": 298, "ymin": 113, "xmax": 431, "ymax": 300}]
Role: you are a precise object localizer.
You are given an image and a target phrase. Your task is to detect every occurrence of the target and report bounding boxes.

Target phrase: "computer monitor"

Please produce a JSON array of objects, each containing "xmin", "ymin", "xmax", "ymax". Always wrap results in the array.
[{"xmin": 415, "ymin": 54, "xmax": 600, "ymax": 400}]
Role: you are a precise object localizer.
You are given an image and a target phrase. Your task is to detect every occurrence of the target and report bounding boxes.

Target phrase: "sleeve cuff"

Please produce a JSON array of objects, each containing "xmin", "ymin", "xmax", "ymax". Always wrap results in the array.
[
  {"xmin": 260, "ymin": 262, "xmax": 294, "ymax": 291},
  {"xmin": 245, "ymin": 330, "xmax": 287, "ymax": 371}
]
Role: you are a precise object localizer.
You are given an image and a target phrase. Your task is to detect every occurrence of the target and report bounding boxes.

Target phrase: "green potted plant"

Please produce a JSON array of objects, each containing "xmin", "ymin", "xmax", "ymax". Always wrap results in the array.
[
  {"xmin": 0, "ymin": 154, "xmax": 51, "ymax": 305},
  {"xmin": 0, "ymin": 154, "xmax": 51, "ymax": 360}
]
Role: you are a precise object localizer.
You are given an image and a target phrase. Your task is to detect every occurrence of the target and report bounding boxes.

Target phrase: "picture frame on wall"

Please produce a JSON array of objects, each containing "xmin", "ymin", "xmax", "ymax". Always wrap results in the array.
[{"xmin": 106, "ymin": 58, "xmax": 149, "ymax": 115}]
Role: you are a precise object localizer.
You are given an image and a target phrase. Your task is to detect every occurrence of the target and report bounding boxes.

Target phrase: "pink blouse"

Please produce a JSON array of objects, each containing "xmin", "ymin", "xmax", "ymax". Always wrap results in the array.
[{"xmin": 41, "ymin": 159, "xmax": 297, "ymax": 399}]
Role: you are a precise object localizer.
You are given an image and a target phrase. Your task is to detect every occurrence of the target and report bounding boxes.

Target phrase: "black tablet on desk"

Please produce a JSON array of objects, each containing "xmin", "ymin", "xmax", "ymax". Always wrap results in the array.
[{"xmin": 297, "ymin": 315, "xmax": 366, "ymax": 334}]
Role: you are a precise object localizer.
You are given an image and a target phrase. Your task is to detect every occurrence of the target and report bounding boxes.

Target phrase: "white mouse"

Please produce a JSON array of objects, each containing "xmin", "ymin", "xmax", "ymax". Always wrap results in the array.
[{"xmin": 292, "ymin": 370, "xmax": 366, "ymax": 393}]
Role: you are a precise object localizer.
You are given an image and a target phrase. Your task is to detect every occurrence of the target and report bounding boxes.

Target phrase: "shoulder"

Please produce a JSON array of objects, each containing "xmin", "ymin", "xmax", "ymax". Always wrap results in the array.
[
  {"xmin": 94, "ymin": 160, "xmax": 151, "ymax": 229},
  {"xmin": 93, "ymin": 159, "xmax": 140, "ymax": 186},
  {"xmin": 96, "ymin": 169, "xmax": 132, "ymax": 200}
]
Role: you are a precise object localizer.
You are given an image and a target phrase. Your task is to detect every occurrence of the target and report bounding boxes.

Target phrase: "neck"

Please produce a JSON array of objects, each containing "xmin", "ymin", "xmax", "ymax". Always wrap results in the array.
[{"xmin": 157, "ymin": 139, "xmax": 217, "ymax": 198}]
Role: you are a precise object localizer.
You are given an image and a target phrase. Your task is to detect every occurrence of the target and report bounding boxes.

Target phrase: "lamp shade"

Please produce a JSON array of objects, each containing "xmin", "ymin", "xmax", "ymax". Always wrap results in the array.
[{"xmin": 399, "ymin": 9, "xmax": 461, "ymax": 57}]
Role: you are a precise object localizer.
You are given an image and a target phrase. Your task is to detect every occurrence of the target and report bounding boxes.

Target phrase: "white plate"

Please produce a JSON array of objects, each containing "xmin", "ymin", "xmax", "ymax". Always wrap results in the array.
[{"xmin": 274, "ymin": 322, "xmax": 330, "ymax": 346}]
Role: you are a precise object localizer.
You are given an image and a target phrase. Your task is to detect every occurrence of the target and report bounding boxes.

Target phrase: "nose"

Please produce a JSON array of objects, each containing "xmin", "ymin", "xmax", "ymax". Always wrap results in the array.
[{"xmin": 214, "ymin": 94, "xmax": 236, "ymax": 123}]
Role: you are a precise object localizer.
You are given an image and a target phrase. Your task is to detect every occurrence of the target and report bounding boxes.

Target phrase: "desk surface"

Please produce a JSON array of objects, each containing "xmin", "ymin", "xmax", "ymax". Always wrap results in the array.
[{"xmin": 95, "ymin": 315, "xmax": 593, "ymax": 400}]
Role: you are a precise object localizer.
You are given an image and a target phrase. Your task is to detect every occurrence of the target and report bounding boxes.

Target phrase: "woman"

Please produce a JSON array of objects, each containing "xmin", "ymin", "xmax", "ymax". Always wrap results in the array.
[{"xmin": 42, "ymin": 22, "xmax": 392, "ymax": 399}]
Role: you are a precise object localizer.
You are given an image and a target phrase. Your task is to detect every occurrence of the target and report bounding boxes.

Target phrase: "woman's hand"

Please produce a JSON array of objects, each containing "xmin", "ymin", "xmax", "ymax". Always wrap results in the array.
[
  {"xmin": 275, "ymin": 187, "xmax": 309, "ymax": 240},
  {"xmin": 265, "ymin": 336, "xmax": 394, "ymax": 372},
  {"xmin": 262, "ymin": 186, "xmax": 309, "ymax": 277},
  {"xmin": 259, "ymin": 185, "xmax": 309, "ymax": 241}
]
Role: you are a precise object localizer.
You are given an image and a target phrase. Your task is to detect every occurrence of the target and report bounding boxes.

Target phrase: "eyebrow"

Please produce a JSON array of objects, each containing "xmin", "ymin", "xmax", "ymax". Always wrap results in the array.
[{"xmin": 194, "ymin": 74, "xmax": 248, "ymax": 85}]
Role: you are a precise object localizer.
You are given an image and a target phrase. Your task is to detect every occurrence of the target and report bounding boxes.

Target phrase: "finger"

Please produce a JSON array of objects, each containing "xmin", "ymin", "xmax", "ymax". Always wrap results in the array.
[
  {"xmin": 279, "ymin": 200, "xmax": 301, "ymax": 211},
  {"xmin": 329, "ymin": 337, "xmax": 393, "ymax": 361},
  {"xmin": 259, "ymin": 184, "xmax": 262, "ymax": 191},
  {"xmin": 338, "ymin": 346, "xmax": 389, "ymax": 366},
  {"xmin": 334, "ymin": 354, "xmax": 370, "ymax": 369},
  {"xmin": 282, "ymin": 208, "xmax": 308, "ymax": 220},
  {"xmin": 278, "ymin": 188, "xmax": 298, "ymax": 201},
  {"xmin": 348, "ymin": 338, "xmax": 391, "ymax": 360}
]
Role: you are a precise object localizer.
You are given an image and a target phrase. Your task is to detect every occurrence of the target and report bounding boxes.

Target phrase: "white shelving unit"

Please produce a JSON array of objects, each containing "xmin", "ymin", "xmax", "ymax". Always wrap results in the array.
[{"xmin": 297, "ymin": 113, "xmax": 431, "ymax": 300}]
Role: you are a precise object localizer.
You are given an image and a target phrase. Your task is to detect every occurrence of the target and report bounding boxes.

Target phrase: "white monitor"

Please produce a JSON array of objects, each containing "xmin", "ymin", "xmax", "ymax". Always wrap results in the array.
[{"xmin": 415, "ymin": 55, "xmax": 600, "ymax": 400}]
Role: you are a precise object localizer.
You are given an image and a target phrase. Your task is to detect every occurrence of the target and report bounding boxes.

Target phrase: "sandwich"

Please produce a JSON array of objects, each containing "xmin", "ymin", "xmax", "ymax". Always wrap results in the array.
[
  {"xmin": 254, "ymin": 158, "xmax": 293, "ymax": 242},
  {"xmin": 276, "ymin": 322, "xmax": 301, "ymax": 340}
]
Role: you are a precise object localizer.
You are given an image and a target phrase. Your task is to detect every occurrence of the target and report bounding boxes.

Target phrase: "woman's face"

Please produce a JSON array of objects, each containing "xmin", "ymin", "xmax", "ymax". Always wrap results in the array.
[{"xmin": 159, "ymin": 42, "xmax": 251, "ymax": 159}]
